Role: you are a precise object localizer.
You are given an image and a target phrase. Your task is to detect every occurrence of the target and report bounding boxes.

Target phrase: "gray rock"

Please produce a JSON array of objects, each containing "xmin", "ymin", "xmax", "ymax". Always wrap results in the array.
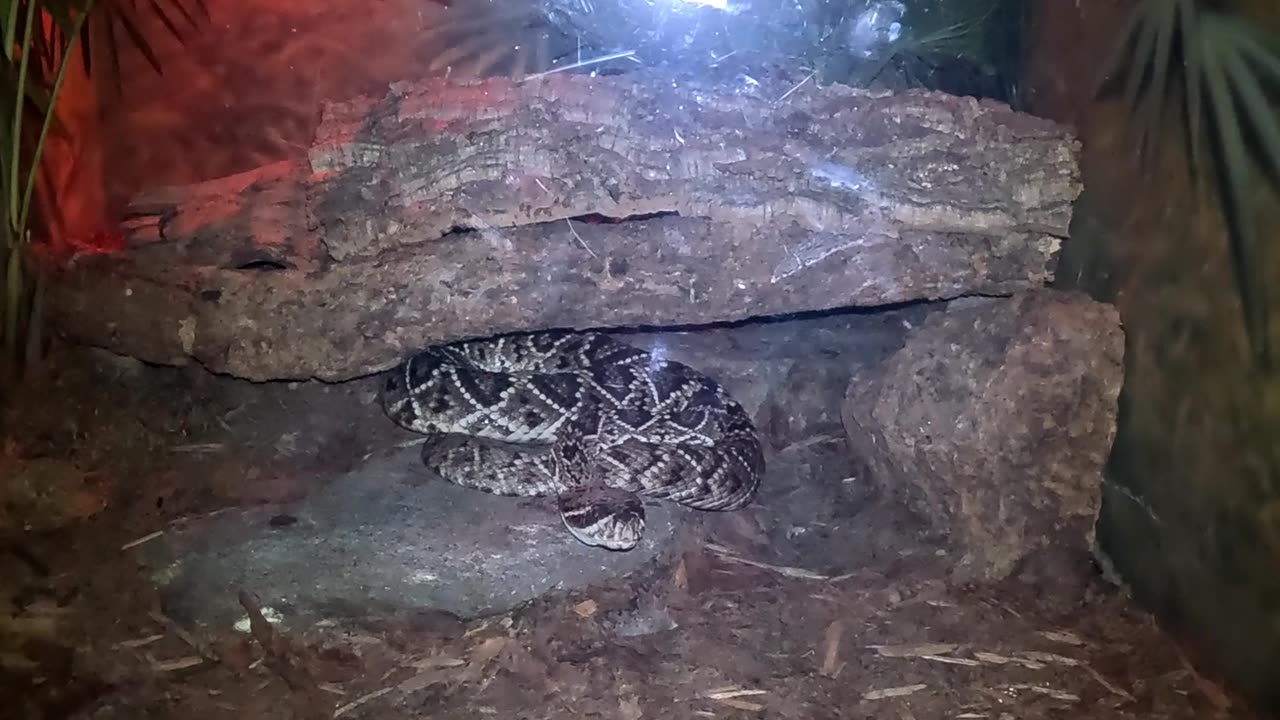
[
  {"xmin": 841, "ymin": 289, "xmax": 1124, "ymax": 584},
  {"xmin": 141, "ymin": 447, "xmax": 687, "ymax": 631}
]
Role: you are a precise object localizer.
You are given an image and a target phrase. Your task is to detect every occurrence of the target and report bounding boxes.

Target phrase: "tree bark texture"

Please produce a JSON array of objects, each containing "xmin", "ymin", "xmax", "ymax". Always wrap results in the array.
[{"xmin": 46, "ymin": 67, "xmax": 1082, "ymax": 381}]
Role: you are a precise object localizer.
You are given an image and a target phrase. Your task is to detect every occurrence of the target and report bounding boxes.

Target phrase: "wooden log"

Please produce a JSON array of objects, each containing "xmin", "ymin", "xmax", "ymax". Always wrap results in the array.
[{"xmin": 45, "ymin": 67, "xmax": 1080, "ymax": 382}]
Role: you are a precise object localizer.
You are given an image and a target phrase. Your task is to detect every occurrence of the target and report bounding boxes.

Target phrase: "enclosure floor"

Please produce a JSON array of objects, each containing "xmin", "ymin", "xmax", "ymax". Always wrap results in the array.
[
  {"xmin": 2, "ymin": 482, "xmax": 1246, "ymax": 720},
  {"xmin": 0, "ymin": 351, "xmax": 1253, "ymax": 720}
]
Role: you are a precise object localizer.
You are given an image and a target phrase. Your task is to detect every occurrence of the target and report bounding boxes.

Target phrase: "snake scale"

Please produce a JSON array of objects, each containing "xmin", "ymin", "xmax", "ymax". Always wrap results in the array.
[{"xmin": 381, "ymin": 330, "xmax": 765, "ymax": 550}]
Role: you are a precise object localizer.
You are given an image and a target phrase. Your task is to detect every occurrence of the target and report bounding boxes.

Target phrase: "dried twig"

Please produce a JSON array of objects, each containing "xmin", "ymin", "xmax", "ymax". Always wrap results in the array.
[
  {"xmin": 922, "ymin": 654, "xmax": 981, "ymax": 667},
  {"xmin": 120, "ymin": 530, "xmax": 164, "ymax": 550},
  {"xmin": 819, "ymin": 621, "xmax": 843, "ymax": 677},
  {"xmin": 776, "ymin": 70, "xmax": 816, "ymax": 104},
  {"xmin": 519, "ymin": 50, "xmax": 637, "ymax": 82},
  {"xmin": 169, "ymin": 443, "xmax": 224, "ymax": 454},
  {"xmin": 863, "ymin": 684, "xmax": 927, "ymax": 700},
  {"xmin": 973, "ymin": 651, "xmax": 1046, "ymax": 670},
  {"xmin": 703, "ymin": 687, "xmax": 767, "ymax": 711},
  {"xmin": 334, "ymin": 687, "xmax": 394, "ymax": 718},
  {"xmin": 148, "ymin": 610, "xmax": 219, "ymax": 664},
  {"xmin": 150, "ymin": 656, "xmax": 204, "ymax": 672},
  {"xmin": 564, "ymin": 219, "xmax": 598, "ymax": 259},
  {"xmin": 1038, "ymin": 629, "xmax": 1086, "ymax": 646},
  {"xmin": 704, "ymin": 542, "xmax": 854, "ymax": 581},
  {"xmin": 1083, "ymin": 664, "xmax": 1137, "ymax": 703},
  {"xmin": 870, "ymin": 643, "xmax": 958, "ymax": 658},
  {"xmin": 237, "ymin": 591, "xmax": 331, "ymax": 720},
  {"xmin": 1017, "ymin": 684, "xmax": 1080, "ymax": 702},
  {"xmin": 704, "ymin": 688, "xmax": 767, "ymax": 700},
  {"xmin": 1019, "ymin": 650, "xmax": 1081, "ymax": 667},
  {"xmin": 115, "ymin": 633, "xmax": 164, "ymax": 649}
]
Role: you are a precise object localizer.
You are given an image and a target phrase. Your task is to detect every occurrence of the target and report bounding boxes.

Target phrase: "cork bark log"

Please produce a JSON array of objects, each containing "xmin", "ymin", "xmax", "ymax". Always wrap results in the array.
[{"xmin": 46, "ymin": 67, "xmax": 1081, "ymax": 382}]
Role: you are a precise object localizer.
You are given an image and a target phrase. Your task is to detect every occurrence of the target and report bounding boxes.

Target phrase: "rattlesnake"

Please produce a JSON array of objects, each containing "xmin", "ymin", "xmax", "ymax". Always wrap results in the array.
[{"xmin": 381, "ymin": 330, "xmax": 765, "ymax": 550}]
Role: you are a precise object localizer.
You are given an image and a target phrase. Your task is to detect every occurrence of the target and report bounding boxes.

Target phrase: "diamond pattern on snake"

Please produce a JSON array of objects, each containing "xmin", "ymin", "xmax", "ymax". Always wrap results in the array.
[{"xmin": 382, "ymin": 330, "xmax": 765, "ymax": 550}]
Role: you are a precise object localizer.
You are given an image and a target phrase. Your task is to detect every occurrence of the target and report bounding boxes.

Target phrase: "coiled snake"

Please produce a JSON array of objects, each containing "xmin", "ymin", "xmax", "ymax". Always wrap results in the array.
[{"xmin": 381, "ymin": 330, "xmax": 765, "ymax": 550}]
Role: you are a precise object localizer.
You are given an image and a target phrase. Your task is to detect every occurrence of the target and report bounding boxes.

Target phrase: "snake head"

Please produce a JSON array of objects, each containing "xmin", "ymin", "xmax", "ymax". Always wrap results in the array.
[{"xmin": 381, "ymin": 366, "xmax": 420, "ymax": 428}]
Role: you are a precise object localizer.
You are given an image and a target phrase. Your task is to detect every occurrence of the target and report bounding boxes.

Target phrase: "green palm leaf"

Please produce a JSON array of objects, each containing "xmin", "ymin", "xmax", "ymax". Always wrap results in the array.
[
  {"xmin": 1098, "ymin": 0, "xmax": 1280, "ymax": 370},
  {"xmin": 31, "ymin": 0, "xmax": 207, "ymax": 93},
  {"xmin": 0, "ymin": 0, "xmax": 208, "ymax": 386}
]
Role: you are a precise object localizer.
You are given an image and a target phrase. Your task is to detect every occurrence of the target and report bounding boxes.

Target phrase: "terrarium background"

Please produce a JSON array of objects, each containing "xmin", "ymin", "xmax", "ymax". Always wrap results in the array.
[{"xmin": 36, "ymin": 0, "xmax": 1280, "ymax": 713}]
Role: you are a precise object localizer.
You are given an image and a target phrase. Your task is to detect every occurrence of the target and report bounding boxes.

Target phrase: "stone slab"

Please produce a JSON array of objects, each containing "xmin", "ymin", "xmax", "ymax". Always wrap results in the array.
[{"xmin": 141, "ymin": 447, "xmax": 686, "ymax": 631}]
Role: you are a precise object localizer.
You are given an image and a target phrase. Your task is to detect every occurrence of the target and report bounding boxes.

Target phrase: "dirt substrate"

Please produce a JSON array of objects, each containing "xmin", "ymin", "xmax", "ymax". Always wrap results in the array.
[{"xmin": 0, "ymin": 345, "xmax": 1258, "ymax": 720}]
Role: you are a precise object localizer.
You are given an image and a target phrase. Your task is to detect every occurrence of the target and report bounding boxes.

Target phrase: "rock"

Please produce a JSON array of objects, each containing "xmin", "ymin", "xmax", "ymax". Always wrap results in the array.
[
  {"xmin": 141, "ymin": 447, "xmax": 689, "ymax": 630},
  {"xmin": 841, "ymin": 290, "xmax": 1124, "ymax": 584},
  {"xmin": 45, "ymin": 67, "xmax": 1079, "ymax": 382}
]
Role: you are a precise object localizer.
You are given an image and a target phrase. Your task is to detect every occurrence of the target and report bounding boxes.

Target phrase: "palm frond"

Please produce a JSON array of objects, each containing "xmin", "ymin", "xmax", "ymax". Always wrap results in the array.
[
  {"xmin": 0, "ymin": 0, "xmax": 209, "ymax": 384},
  {"xmin": 1099, "ymin": 0, "xmax": 1280, "ymax": 371},
  {"xmin": 24, "ymin": 0, "xmax": 208, "ymax": 94}
]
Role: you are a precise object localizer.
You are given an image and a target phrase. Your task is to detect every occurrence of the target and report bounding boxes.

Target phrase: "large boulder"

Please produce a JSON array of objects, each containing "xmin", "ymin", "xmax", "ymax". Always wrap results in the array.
[{"xmin": 841, "ymin": 290, "xmax": 1124, "ymax": 584}]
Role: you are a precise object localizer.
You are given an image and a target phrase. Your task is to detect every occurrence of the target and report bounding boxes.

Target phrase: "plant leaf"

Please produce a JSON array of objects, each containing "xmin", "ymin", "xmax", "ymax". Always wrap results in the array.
[
  {"xmin": 1100, "ymin": 0, "xmax": 1280, "ymax": 370},
  {"xmin": 1201, "ymin": 17, "xmax": 1272, "ymax": 368},
  {"xmin": 1184, "ymin": 3, "xmax": 1207, "ymax": 180},
  {"xmin": 1224, "ymin": 30, "xmax": 1280, "ymax": 189},
  {"xmin": 144, "ymin": 0, "xmax": 182, "ymax": 42},
  {"xmin": 1094, "ymin": 0, "xmax": 1150, "ymax": 99},
  {"xmin": 108, "ymin": 5, "xmax": 164, "ymax": 74},
  {"xmin": 1137, "ymin": 0, "xmax": 1178, "ymax": 166},
  {"xmin": 1121, "ymin": 1, "xmax": 1160, "ymax": 114}
]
